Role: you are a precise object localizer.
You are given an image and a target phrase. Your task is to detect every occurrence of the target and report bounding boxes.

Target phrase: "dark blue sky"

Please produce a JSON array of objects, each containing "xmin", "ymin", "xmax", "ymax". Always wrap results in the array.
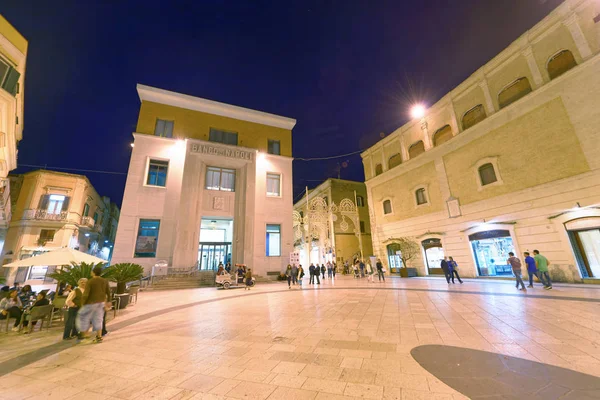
[{"xmin": 2, "ymin": 0, "xmax": 563, "ymax": 206}]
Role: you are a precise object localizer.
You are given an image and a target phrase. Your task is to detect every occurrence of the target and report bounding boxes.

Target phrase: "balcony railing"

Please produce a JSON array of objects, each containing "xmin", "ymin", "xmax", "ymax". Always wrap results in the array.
[
  {"xmin": 22, "ymin": 209, "xmax": 68, "ymax": 221},
  {"xmin": 80, "ymin": 216, "xmax": 95, "ymax": 229}
]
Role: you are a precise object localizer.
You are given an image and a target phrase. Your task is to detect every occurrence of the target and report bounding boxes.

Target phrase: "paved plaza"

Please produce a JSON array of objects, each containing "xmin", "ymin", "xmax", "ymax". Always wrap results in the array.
[{"xmin": 1, "ymin": 276, "xmax": 600, "ymax": 399}]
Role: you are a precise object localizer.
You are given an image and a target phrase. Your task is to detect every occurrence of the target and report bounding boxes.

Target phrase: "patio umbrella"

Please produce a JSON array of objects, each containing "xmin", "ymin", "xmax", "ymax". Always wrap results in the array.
[{"xmin": 3, "ymin": 247, "xmax": 107, "ymax": 268}]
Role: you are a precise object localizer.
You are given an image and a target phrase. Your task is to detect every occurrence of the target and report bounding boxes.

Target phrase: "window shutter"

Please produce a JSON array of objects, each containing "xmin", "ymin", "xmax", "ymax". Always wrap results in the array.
[
  {"xmin": 2, "ymin": 67, "xmax": 20, "ymax": 96},
  {"xmin": 61, "ymin": 196, "xmax": 71, "ymax": 211},
  {"xmin": 38, "ymin": 194, "xmax": 50, "ymax": 210}
]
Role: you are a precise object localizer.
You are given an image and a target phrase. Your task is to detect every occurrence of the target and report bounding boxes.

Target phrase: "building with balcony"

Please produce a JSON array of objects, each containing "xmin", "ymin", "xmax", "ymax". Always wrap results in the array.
[
  {"xmin": 0, "ymin": 15, "xmax": 27, "ymax": 230},
  {"xmin": 293, "ymin": 179, "xmax": 373, "ymax": 267},
  {"xmin": 1, "ymin": 170, "xmax": 120, "ymax": 285},
  {"xmin": 112, "ymin": 84, "xmax": 296, "ymax": 277},
  {"xmin": 361, "ymin": 0, "xmax": 600, "ymax": 282}
]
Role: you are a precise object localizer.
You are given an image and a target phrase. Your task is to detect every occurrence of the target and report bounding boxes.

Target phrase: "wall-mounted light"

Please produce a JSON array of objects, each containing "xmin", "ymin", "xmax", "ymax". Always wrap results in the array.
[
  {"xmin": 130, "ymin": 143, "xmax": 135, "ymax": 148},
  {"xmin": 410, "ymin": 104, "xmax": 426, "ymax": 119}
]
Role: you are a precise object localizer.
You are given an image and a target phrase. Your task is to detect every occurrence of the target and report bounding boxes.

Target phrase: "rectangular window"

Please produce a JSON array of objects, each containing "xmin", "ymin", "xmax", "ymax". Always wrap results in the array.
[
  {"xmin": 47, "ymin": 195, "xmax": 66, "ymax": 214},
  {"xmin": 93, "ymin": 211, "xmax": 99, "ymax": 224},
  {"xmin": 268, "ymin": 140, "xmax": 280, "ymax": 155},
  {"xmin": 154, "ymin": 119, "xmax": 174, "ymax": 138},
  {"xmin": 266, "ymin": 224, "xmax": 281, "ymax": 257},
  {"xmin": 206, "ymin": 167, "xmax": 236, "ymax": 192},
  {"xmin": 266, "ymin": 173, "xmax": 281, "ymax": 197},
  {"xmin": 39, "ymin": 229, "xmax": 56, "ymax": 243},
  {"xmin": 209, "ymin": 128, "xmax": 238, "ymax": 146},
  {"xmin": 83, "ymin": 203, "xmax": 90, "ymax": 217},
  {"xmin": 147, "ymin": 159, "xmax": 169, "ymax": 187},
  {"xmin": 356, "ymin": 196, "xmax": 364, "ymax": 207},
  {"xmin": 360, "ymin": 221, "xmax": 365, "ymax": 233},
  {"xmin": 135, "ymin": 219, "xmax": 160, "ymax": 258}
]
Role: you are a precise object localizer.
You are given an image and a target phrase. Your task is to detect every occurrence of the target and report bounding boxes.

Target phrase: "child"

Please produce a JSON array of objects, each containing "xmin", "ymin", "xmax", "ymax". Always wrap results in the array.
[{"xmin": 245, "ymin": 268, "xmax": 253, "ymax": 290}]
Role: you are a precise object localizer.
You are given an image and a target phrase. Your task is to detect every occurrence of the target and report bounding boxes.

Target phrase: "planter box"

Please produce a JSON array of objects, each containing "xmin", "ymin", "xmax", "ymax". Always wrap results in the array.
[
  {"xmin": 399, "ymin": 268, "xmax": 417, "ymax": 278},
  {"xmin": 114, "ymin": 293, "xmax": 130, "ymax": 309}
]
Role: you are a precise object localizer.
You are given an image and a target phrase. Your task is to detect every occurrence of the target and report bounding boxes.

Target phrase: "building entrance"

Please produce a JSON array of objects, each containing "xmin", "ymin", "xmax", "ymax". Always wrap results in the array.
[{"xmin": 198, "ymin": 218, "xmax": 233, "ymax": 270}]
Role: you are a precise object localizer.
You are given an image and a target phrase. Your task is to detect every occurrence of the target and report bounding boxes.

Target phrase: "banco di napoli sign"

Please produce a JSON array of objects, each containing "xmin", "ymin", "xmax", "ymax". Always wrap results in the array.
[{"xmin": 191, "ymin": 143, "xmax": 254, "ymax": 161}]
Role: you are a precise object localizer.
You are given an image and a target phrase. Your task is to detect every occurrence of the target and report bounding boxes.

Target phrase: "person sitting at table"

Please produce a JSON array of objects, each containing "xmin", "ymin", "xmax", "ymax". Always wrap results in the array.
[
  {"xmin": 22, "ymin": 292, "xmax": 50, "ymax": 330},
  {"xmin": 18, "ymin": 285, "xmax": 35, "ymax": 305},
  {"xmin": 0, "ymin": 290, "xmax": 23, "ymax": 331}
]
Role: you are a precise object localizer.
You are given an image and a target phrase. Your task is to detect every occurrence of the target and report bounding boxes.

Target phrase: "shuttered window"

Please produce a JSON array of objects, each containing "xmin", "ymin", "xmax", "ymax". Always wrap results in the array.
[
  {"xmin": 415, "ymin": 188, "xmax": 428, "ymax": 205},
  {"xmin": 375, "ymin": 164, "xmax": 383, "ymax": 176},
  {"xmin": 462, "ymin": 104, "xmax": 487, "ymax": 130},
  {"xmin": 0, "ymin": 57, "xmax": 20, "ymax": 96},
  {"xmin": 498, "ymin": 77, "xmax": 532, "ymax": 109},
  {"xmin": 478, "ymin": 163, "xmax": 498, "ymax": 186},
  {"xmin": 433, "ymin": 125, "xmax": 453, "ymax": 146},
  {"xmin": 547, "ymin": 50, "xmax": 577, "ymax": 80},
  {"xmin": 383, "ymin": 200, "xmax": 392, "ymax": 215},
  {"xmin": 388, "ymin": 153, "xmax": 402, "ymax": 169},
  {"xmin": 408, "ymin": 141, "xmax": 425, "ymax": 159}
]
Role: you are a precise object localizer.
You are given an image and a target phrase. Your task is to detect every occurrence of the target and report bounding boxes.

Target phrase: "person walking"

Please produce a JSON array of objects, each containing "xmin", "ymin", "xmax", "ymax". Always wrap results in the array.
[
  {"xmin": 297, "ymin": 265, "xmax": 304, "ymax": 288},
  {"xmin": 285, "ymin": 265, "xmax": 293, "ymax": 289},
  {"xmin": 448, "ymin": 257, "xmax": 463, "ymax": 284},
  {"xmin": 524, "ymin": 252, "xmax": 538, "ymax": 288},
  {"xmin": 244, "ymin": 268, "xmax": 253, "ymax": 290},
  {"xmin": 309, "ymin": 264, "xmax": 315, "ymax": 284},
  {"xmin": 63, "ymin": 278, "xmax": 87, "ymax": 340},
  {"xmin": 321, "ymin": 264, "xmax": 326, "ymax": 280},
  {"xmin": 507, "ymin": 252, "xmax": 526, "ymax": 291},
  {"xmin": 327, "ymin": 262, "xmax": 332, "ymax": 278},
  {"xmin": 365, "ymin": 261, "xmax": 374, "ymax": 283},
  {"xmin": 291, "ymin": 264, "xmax": 298, "ymax": 286},
  {"xmin": 359, "ymin": 260, "xmax": 365, "ymax": 278},
  {"xmin": 533, "ymin": 250, "xmax": 552, "ymax": 290},
  {"xmin": 77, "ymin": 265, "xmax": 110, "ymax": 343},
  {"xmin": 376, "ymin": 259, "xmax": 385, "ymax": 282},
  {"xmin": 440, "ymin": 257, "xmax": 451, "ymax": 284},
  {"xmin": 332, "ymin": 263, "xmax": 337, "ymax": 278}
]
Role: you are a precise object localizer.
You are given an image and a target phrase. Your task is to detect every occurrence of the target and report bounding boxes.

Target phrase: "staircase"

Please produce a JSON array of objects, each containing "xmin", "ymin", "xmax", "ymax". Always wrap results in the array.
[{"xmin": 145, "ymin": 271, "xmax": 216, "ymax": 291}]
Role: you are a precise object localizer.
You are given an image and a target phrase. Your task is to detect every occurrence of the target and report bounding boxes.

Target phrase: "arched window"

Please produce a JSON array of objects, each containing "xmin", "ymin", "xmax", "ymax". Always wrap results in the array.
[
  {"xmin": 498, "ymin": 77, "xmax": 532, "ymax": 109},
  {"xmin": 462, "ymin": 104, "xmax": 487, "ymax": 130},
  {"xmin": 383, "ymin": 199, "xmax": 392, "ymax": 215},
  {"xmin": 375, "ymin": 164, "xmax": 383, "ymax": 176},
  {"xmin": 547, "ymin": 50, "xmax": 577, "ymax": 80},
  {"xmin": 388, "ymin": 153, "xmax": 402, "ymax": 169},
  {"xmin": 433, "ymin": 125, "xmax": 453, "ymax": 146},
  {"xmin": 408, "ymin": 141, "xmax": 425, "ymax": 159},
  {"xmin": 415, "ymin": 188, "xmax": 428, "ymax": 205},
  {"xmin": 478, "ymin": 163, "xmax": 498, "ymax": 186}
]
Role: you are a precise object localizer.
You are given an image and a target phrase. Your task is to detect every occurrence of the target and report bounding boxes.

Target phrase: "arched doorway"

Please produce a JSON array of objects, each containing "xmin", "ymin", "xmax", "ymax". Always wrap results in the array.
[{"xmin": 421, "ymin": 238, "xmax": 444, "ymax": 275}]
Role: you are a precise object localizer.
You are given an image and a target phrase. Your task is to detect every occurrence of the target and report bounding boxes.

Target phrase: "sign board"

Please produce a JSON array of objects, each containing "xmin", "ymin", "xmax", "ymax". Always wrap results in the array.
[
  {"xmin": 289, "ymin": 252, "xmax": 300, "ymax": 265},
  {"xmin": 190, "ymin": 143, "xmax": 254, "ymax": 161}
]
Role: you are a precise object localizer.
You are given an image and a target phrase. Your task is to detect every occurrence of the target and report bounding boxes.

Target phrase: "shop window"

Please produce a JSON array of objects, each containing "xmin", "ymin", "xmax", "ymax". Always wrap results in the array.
[
  {"xmin": 266, "ymin": 173, "xmax": 281, "ymax": 197},
  {"xmin": 209, "ymin": 128, "xmax": 238, "ymax": 146},
  {"xmin": 388, "ymin": 153, "xmax": 402, "ymax": 169},
  {"xmin": 387, "ymin": 243, "xmax": 403, "ymax": 270},
  {"xmin": 268, "ymin": 139, "xmax": 280, "ymax": 155},
  {"xmin": 547, "ymin": 50, "xmax": 577, "ymax": 80},
  {"xmin": 408, "ymin": 141, "xmax": 425, "ymax": 159},
  {"xmin": 498, "ymin": 77, "xmax": 532, "ymax": 109},
  {"xmin": 154, "ymin": 119, "xmax": 174, "ymax": 138},
  {"xmin": 469, "ymin": 229, "xmax": 515, "ymax": 276},
  {"xmin": 375, "ymin": 164, "xmax": 383, "ymax": 176},
  {"xmin": 206, "ymin": 167, "xmax": 236, "ymax": 192},
  {"xmin": 433, "ymin": 125, "xmax": 453, "ymax": 146},
  {"xmin": 356, "ymin": 195, "xmax": 365, "ymax": 207},
  {"xmin": 383, "ymin": 199, "xmax": 392, "ymax": 215},
  {"xmin": 462, "ymin": 104, "xmax": 487, "ymax": 130},
  {"xmin": 266, "ymin": 224, "xmax": 281, "ymax": 256},
  {"xmin": 478, "ymin": 163, "xmax": 498, "ymax": 186},
  {"xmin": 360, "ymin": 221, "xmax": 365, "ymax": 233},
  {"xmin": 39, "ymin": 229, "xmax": 56, "ymax": 244},
  {"xmin": 415, "ymin": 188, "xmax": 428, "ymax": 205},
  {"xmin": 135, "ymin": 219, "xmax": 160, "ymax": 258},
  {"xmin": 146, "ymin": 159, "xmax": 169, "ymax": 187},
  {"xmin": 422, "ymin": 238, "xmax": 444, "ymax": 274}
]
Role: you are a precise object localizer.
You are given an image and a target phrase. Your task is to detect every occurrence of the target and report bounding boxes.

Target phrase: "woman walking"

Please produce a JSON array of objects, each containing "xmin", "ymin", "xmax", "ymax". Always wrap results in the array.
[
  {"xmin": 448, "ymin": 257, "xmax": 463, "ymax": 284},
  {"xmin": 285, "ymin": 265, "xmax": 293, "ymax": 289},
  {"xmin": 297, "ymin": 265, "xmax": 304, "ymax": 288},
  {"xmin": 366, "ymin": 261, "xmax": 374, "ymax": 283},
  {"xmin": 63, "ymin": 278, "xmax": 87, "ymax": 340}
]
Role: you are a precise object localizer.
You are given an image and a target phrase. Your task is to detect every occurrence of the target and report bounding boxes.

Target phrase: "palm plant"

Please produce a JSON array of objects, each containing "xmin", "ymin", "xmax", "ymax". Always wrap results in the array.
[
  {"xmin": 47, "ymin": 261, "xmax": 107, "ymax": 287},
  {"xmin": 103, "ymin": 263, "xmax": 144, "ymax": 294}
]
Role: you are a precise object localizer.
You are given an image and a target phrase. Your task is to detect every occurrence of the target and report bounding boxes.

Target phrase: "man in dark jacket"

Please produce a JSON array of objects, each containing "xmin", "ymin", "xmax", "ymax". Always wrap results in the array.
[
  {"xmin": 440, "ymin": 257, "xmax": 451, "ymax": 284},
  {"xmin": 309, "ymin": 264, "xmax": 315, "ymax": 284}
]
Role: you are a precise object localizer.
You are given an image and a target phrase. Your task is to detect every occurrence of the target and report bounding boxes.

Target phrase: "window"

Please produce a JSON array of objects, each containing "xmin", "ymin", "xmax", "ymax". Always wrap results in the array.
[
  {"xmin": 154, "ymin": 119, "xmax": 174, "ymax": 138},
  {"xmin": 147, "ymin": 159, "xmax": 169, "ymax": 187},
  {"xmin": 498, "ymin": 77, "xmax": 532, "ymax": 109},
  {"xmin": 39, "ymin": 229, "xmax": 56, "ymax": 243},
  {"xmin": 268, "ymin": 140, "xmax": 281, "ymax": 155},
  {"xmin": 462, "ymin": 104, "xmax": 487, "ymax": 130},
  {"xmin": 93, "ymin": 211, "xmax": 99, "ymax": 225},
  {"xmin": 135, "ymin": 219, "xmax": 160, "ymax": 258},
  {"xmin": 266, "ymin": 224, "xmax": 281, "ymax": 257},
  {"xmin": 360, "ymin": 221, "xmax": 365, "ymax": 233},
  {"xmin": 47, "ymin": 195, "xmax": 66, "ymax": 214},
  {"xmin": 478, "ymin": 163, "xmax": 498, "ymax": 186},
  {"xmin": 0, "ymin": 57, "xmax": 20, "ymax": 96},
  {"xmin": 356, "ymin": 195, "xmax": 365, "ymax": 207},
  {"xmin": 547, "ymin": 50, "xmax": 577, "ymax": 80},
  {"xmin": 266, "ymin": 173, "xmax": 281, "ymax": 197},
  {"xmin": 433, "ymin": 125, "xmax": 453, "ymax": 146},
  {"xmin": 209, "ymin": 128, "xmax": 238, "ymax": 146},
  {"xmin": 205, "ymin": 167, "xmax": 236, "ymax": 192},
  {"xmin": 383, "ymin": 199, "xmax": 392, "ymax": 215},
  {"xmin": 415, "ymin": 188, "xmax": 428, "ymax": 205},
  {"xmin": 375, "ymin": 164, "xmax": 383, "ymax": 176},
  {"xmin": 388, "ymin": 153, "xmax": 402, "ymax": 169},
  {"xmin": 409, "ymin": 141, "xmax": 425, "ymax": 159},
  {"xmin": 83, "ymin": 203, "xmax": 90, "ymax": 217}
]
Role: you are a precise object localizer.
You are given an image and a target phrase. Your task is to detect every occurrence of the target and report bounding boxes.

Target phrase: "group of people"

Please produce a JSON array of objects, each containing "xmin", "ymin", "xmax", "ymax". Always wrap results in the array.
[
  {"xmin": 440, "ymin": 256, "xmax": 463, "ymax": 284},
  {"xmin": 348, "ymin": 259, "xmax": 386, "ymax": 282},
  {"xmin": 508, "ymin": 250, "xmax": 552, "ymax": 291},
  {"xmin": 0, "ymin": 285, "xmax": 50, "ymax": 331}
]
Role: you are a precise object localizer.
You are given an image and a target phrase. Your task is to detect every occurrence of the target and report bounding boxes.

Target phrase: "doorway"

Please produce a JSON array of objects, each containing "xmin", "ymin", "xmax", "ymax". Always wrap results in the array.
[
  {"xmin": 422, "ymin": 238, "xmax": 444, "ymax": 275},
  {"xmin": 469, "ymin": 229, "xmax": 514, "ymax": 276},
  {"xmin": 199, "ymin": 218, "xmax": 233, "ymax": 270},
  {"xmin": 570, "ymin": 228, "xmax": 600, "ymax": 278}
]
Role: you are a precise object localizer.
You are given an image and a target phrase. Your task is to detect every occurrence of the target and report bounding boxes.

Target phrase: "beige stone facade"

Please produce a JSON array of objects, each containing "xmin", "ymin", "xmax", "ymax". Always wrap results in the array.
[
  {"xmin": 293, "ymin": 179, "xmax": 373, "ymax": 267},
  {"xmin": 1, "ymin": 170, "xmax": 120, "ymax": 286},
  {"xmin": 361, "ymin": 0, "xmax": 600, "ymax": 281}
]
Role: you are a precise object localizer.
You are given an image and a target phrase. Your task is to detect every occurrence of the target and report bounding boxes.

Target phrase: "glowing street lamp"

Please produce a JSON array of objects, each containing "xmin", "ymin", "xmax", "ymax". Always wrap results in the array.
[{"xmin": 410, "ymin": 104, "xmax": 426, "ymax": 119}]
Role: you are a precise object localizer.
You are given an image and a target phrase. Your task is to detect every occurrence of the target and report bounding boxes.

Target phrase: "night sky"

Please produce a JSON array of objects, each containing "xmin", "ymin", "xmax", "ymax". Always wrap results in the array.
[{"xmin": 2, "ymin": 0, "xmax": 563, "ymax": 207}]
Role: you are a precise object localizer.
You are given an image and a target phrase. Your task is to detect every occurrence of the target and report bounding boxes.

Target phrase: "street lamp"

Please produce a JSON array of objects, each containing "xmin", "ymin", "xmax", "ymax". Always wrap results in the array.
[{"xmin": 410, "ymin": 104, "xmax": 426, "ymax": 119}]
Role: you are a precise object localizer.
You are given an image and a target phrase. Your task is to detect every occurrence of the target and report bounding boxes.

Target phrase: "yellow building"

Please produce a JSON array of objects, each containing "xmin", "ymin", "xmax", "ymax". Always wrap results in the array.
[
  {"xmin": 293, "ymin": 179, "xmax": 373, "ymax": 267},
  {"xmin": 1, "ymin": 170, "xmax": 120, "ymax": 288},
  {"xmin": 112, "ymin": 85, "xmax": 296, "ymax": 277},
  {"xmin": 361, "ymin": 0, "xmax": 600, "ymax": 282},
  {"xmin": 0, "ymin": 14, "xmax": 27, "ymax": 229}
]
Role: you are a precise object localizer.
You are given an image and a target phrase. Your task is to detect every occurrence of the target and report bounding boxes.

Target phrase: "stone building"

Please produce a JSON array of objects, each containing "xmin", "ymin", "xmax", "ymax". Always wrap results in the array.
[
  {"xmin": 361, "ymin": 0, "xmax": 600, "ymax": 282},
  {"xmin": 293, "ymin": 179, "xmax": 373, "ymax": 267}
]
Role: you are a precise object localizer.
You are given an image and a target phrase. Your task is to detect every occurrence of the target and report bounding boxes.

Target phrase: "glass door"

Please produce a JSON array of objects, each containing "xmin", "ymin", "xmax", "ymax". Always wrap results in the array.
[
  {"xmin": 573, "ymin": 229, "xmax": 600, "ymax": 278},
  {"xmin": 198, "ymin": 242, "xmax": 231, "ymax": 270}
]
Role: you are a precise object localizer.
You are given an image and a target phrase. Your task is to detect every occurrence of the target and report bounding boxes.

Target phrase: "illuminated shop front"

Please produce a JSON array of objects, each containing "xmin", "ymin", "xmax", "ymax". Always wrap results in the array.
[{"xmin": 469, "ymin": 230, "xmax": 515, "ymax": 277}]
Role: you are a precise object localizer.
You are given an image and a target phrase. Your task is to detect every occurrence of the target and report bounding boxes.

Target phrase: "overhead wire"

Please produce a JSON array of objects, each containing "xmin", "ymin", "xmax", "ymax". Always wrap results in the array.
[
  {"xmin": 18, "ymin": 164, "xmax": 127, "ymax": 176},
  {"xmin": 294, "ymin": 148, "xmax": 364, "ymax": 161}
]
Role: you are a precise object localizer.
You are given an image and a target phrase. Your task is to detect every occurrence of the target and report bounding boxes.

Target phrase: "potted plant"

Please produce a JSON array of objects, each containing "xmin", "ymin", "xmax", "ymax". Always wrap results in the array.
[
  {"xmin": 48, "ymin": 262, "xmax": 107, "ymax": 287},
  {"xmin": 103, "ymin": 263, "xmax": 144, "ymax": 309},
  {"xmin": 387, "ymin": 237, "xmax": 420, "ymax": 278}
]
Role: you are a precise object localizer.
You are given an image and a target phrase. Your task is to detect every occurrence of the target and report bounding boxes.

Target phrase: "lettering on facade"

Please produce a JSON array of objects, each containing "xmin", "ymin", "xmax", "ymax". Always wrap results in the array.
[{"xmin": 190, "ymin": 143, "xmax": 254, "ymax": 161}]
